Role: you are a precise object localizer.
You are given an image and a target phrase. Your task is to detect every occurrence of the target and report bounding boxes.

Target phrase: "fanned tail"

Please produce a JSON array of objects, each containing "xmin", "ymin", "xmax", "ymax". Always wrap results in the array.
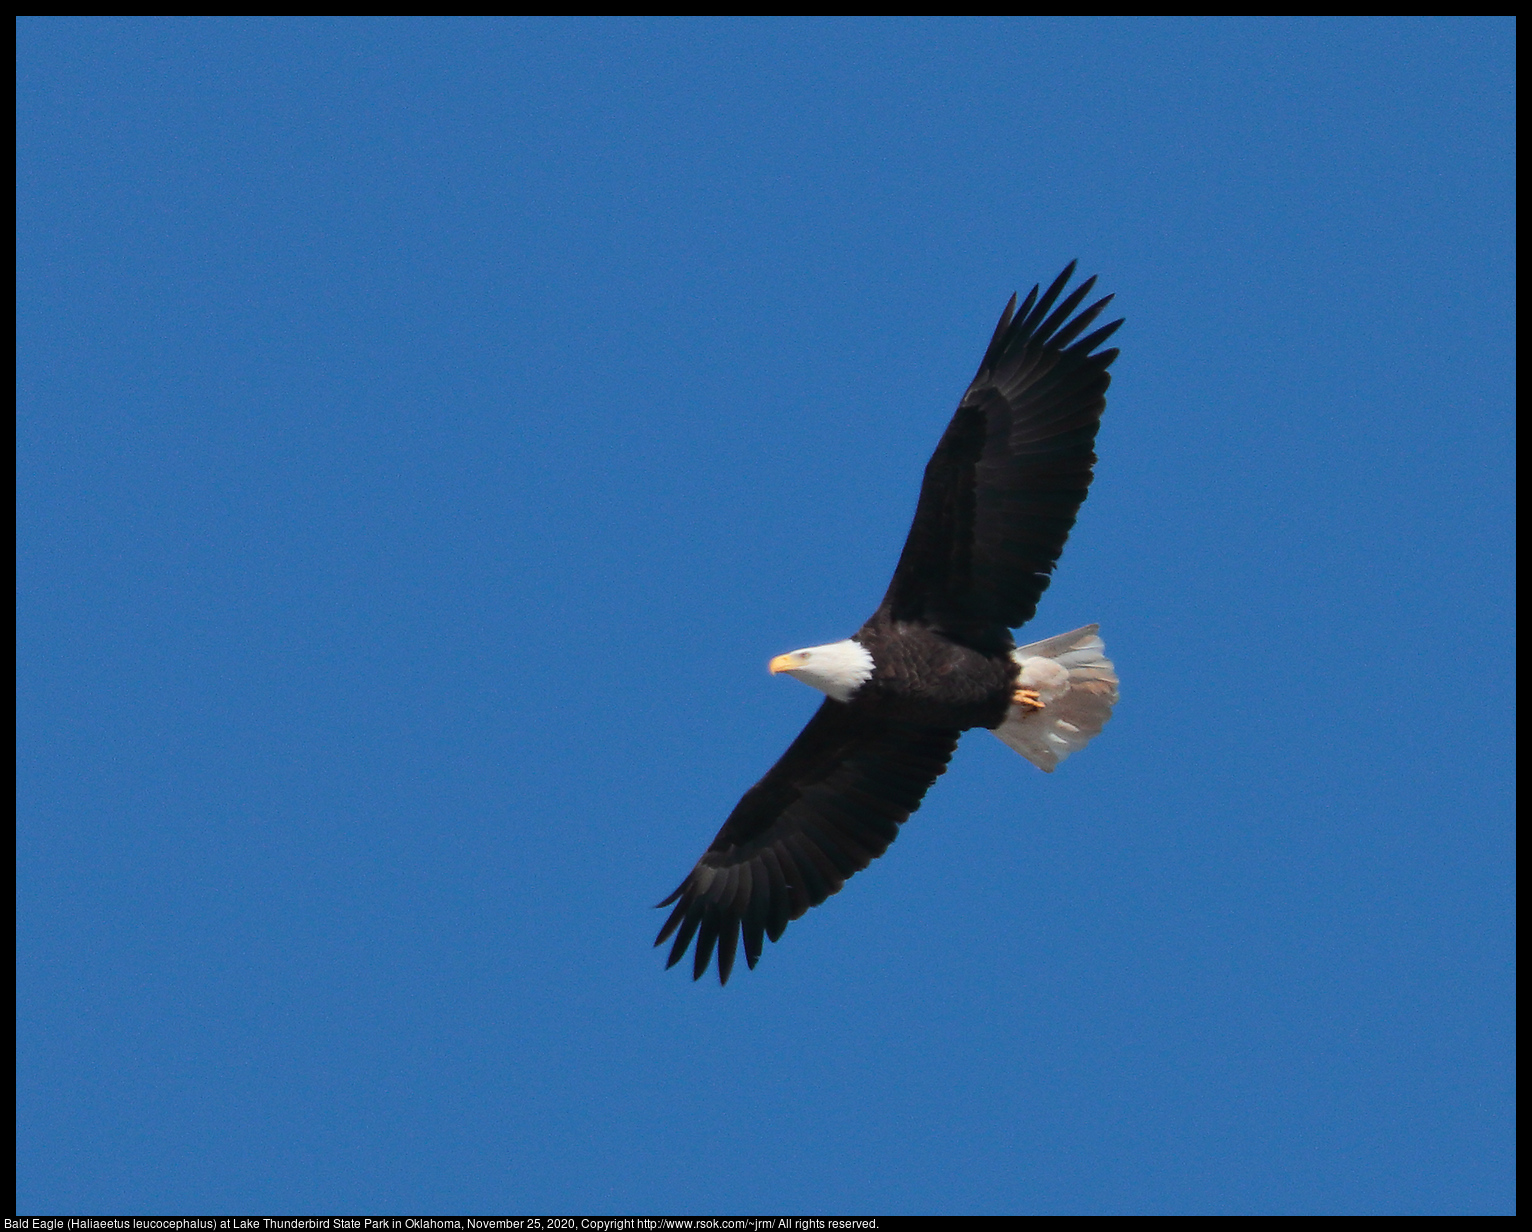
[{"xmin": 991, "ymin": 625, "xmax": 1118, "ymax": 772}]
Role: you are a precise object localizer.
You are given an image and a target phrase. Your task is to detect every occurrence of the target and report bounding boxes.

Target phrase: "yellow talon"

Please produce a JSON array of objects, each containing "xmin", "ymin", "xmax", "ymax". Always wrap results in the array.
[{"xmin": 1013, "ymin": 687, "xmax": 1044, "ymax": 712}]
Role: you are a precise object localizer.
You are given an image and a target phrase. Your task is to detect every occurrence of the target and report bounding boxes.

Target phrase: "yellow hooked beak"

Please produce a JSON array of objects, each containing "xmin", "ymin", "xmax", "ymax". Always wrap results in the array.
[{"xmin": 769, "ymin": 652, "xmax": 803, "ymax": 675}]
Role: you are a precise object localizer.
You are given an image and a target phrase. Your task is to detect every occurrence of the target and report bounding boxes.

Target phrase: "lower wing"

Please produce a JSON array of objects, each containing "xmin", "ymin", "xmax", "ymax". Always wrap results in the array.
[{"xmin": 656, "ymin": 699, "xmax": 960, "ymax": 984}]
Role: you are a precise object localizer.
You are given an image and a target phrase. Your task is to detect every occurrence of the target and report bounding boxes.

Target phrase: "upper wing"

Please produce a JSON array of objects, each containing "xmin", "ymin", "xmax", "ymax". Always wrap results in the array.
[
  {"xmin": 880, "ymin": 263, "xmax": 1123, "ymax": 637},
  {"xmin": 655, "ymin": 700, "xmax": 959, "ymax": 984}
]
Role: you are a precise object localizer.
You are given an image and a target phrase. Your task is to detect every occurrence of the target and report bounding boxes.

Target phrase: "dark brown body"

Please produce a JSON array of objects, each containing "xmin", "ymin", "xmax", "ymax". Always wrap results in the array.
[{"xmin": 852, "ymin": 616, "xmax": 1017, "ymax": 731}]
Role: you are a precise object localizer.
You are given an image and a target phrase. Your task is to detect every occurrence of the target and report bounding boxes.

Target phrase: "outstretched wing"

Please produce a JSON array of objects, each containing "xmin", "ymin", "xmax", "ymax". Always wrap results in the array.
[
  {"xmin": 881, "ymin": 263, "xmax": 1123, "ymax": 638},
  {"xmin": 656, "ymin": 700, "xmax": 959, "ymax": 984}
]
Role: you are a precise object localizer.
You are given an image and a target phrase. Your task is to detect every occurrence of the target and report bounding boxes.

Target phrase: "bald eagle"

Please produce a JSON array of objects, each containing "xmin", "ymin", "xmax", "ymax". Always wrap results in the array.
[{"xmin": 657, "ymin": 263, "xmax": 1123, "ymax": 983}]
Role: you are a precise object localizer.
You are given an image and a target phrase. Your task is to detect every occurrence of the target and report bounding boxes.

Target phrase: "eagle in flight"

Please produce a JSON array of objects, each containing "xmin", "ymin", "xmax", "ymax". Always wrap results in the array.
[{"xmin": 657, "ymin": 263, "xmax": 1123, "ymax": 983}]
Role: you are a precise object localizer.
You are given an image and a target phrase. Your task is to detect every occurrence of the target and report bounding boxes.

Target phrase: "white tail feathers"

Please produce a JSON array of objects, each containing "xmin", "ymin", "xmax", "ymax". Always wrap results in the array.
[{"xmin": 991, "ymin": 624, "xmax": 1119, "ymax": 773}]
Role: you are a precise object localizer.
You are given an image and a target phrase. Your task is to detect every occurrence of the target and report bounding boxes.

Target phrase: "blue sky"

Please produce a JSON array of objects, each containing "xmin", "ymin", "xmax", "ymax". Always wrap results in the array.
[{"xmin": 17, "ymin": 17, "xmax": 1514, "ymax": 1215}]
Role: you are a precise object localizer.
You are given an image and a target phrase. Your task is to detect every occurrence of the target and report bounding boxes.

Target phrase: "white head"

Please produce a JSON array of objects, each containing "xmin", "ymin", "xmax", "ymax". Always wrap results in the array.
[{"xmin": 768, "ymin": 639, "xmax": 875, "ymax": 703}]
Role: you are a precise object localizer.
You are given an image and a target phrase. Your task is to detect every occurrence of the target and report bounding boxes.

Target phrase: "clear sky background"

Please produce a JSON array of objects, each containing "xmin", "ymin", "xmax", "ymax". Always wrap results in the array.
[{"xmin": 17, "ymin": 17, "xmax": 1514, "ymax": 1216}]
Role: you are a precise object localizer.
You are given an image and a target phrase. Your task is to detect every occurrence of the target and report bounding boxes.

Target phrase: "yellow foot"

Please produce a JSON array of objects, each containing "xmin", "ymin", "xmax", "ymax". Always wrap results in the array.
[{"xmin": 1013, "ymin": 687, "xmax": 1044, "ymax": 712}]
